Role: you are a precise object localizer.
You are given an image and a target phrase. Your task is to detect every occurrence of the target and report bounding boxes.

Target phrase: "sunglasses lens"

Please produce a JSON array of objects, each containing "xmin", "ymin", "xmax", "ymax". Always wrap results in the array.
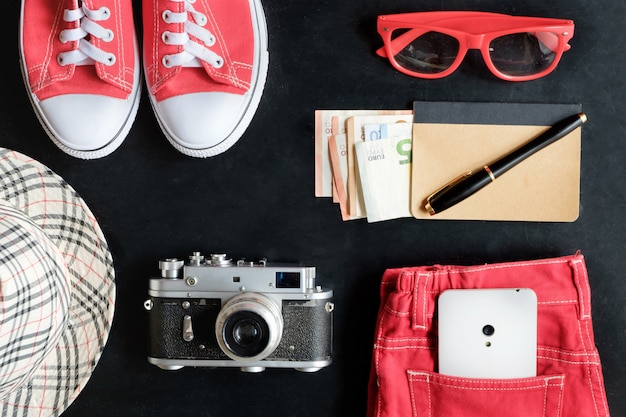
[
  {"xmin": 390, "ymin": 30, "xmax": 459, "ymax": 74},
  {"xmin": 489, "ymin": 32, "xmax": 559, "ymax": 76}
]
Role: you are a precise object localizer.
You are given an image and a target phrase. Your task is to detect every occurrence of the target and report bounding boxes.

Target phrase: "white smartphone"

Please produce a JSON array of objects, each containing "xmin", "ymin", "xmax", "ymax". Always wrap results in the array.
[{"xmin": 437, "ymin": 288, "xmax": 537, "ymax": 378}]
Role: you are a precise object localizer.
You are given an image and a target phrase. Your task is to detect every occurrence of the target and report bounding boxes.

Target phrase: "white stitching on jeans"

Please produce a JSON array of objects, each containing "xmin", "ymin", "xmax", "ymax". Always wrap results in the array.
[
  {"xmin": 417, "ymin": 273, "xmax": 430, "ymax": 330},
  {"xmin": 593, "ymin": 361, "xmax": 610, "ymax": 417},
  {"xmin": 374, "ymin": 307, "xmax": 386, "ymax": 417},
  {"xmin": 378, "ymin": 336, "xmax": 433, "ymax": 342},
  {"xmin": 407, "ymin": 370, "xmax": 419, "ymax": 417},
  {"xmin": 538, "ymin": 346, "xmax": 600, "ymax": 357},
  {"xmin": 537, "ymin": 356, "xmax": 601, "ymax": 365},
  {"xmin": 427, "ymin": 374, "xmax": 432, "ymax": 417},
  {"xmin": 572, "ymin": 260, "xmax": 588, "ymax": 319},
  {"xmin": 374, "ymin": 344, "xmax": 433, "ymax": 351},
  {"xmin": 538, "ymin": 299, "xmax": 577, "ymax": 305},
  {"xmin": 412, "ymin": 273, "xmax": 425, "ymax": 329},
  {"xmin": 556, "ymin": 378, "xmax": 564, "ymax": 417},
  {"xmin": 383, "ymin": 305, "xmax": 409, "ymax": 316},
  {"xmin": 584, "ymin": 319, "xmax": 603, "ymax": 417},
  {"xmin": 408, "ymin": 371, "xmax": 564, "ymax": 384},
  {"xmin": 577, "ymin": 319, "xmax": 600, "ymax": 417},
  {"xmin": 542, "ymin": 377, "xmax": 549, "ymax": 417}
]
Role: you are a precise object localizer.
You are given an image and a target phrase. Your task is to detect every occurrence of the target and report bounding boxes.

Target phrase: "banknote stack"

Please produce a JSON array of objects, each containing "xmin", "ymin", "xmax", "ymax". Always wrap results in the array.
[{"xmin": 314, "ymin": 109, "xmax": 414, "ymax": 222}]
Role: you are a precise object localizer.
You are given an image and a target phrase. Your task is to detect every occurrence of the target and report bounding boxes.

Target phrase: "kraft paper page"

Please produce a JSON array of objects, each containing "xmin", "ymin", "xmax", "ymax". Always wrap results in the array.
[{"xmin": 410, "ymin": 123, "xmax": 581, "ymax": 222}]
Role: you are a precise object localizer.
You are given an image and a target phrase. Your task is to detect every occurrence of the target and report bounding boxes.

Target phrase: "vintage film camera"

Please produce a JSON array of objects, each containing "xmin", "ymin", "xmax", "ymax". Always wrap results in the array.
[{"xmin": 144, "ymin": 253, "xmax": 334, "ymax": 372}]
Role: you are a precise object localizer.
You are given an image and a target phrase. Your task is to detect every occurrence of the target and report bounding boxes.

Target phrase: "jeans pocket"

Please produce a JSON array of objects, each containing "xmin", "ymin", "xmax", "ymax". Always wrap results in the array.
[{"xmin": 407, "ymin": 370, "xmax": 564, "ymax": 417}]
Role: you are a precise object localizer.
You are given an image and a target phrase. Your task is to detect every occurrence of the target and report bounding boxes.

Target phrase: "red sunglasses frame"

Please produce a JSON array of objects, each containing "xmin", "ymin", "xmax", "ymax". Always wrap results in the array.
[{"xmin": 376, "ymin": 11, "xmax": 575, "ymax": 81}]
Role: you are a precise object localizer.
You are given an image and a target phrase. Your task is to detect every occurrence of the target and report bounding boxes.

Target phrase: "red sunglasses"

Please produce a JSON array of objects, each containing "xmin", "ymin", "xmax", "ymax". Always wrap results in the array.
[{"xmin": 376, "ymin": 11, "xmax": 574, "ymax": 81}]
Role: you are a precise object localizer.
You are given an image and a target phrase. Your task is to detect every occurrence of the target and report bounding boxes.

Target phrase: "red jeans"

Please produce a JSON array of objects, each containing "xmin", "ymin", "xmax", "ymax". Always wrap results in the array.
[{"xmin": 367, "ymin": 253, "xmax": 610, "ymax": 417}]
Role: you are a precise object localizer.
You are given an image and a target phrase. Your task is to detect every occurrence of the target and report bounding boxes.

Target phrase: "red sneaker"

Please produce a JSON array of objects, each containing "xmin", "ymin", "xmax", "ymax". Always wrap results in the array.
[
  {"xmin": 19, "ymin": 0, "xmax": 140, "ymax": 159},
  {"xmin": 143, "ymin": 0, "xmax": 269, "ymax": 157}
]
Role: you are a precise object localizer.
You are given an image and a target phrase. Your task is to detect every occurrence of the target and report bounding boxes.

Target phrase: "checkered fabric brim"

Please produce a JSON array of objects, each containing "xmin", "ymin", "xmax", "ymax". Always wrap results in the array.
[
  {"xmin": 0, "ymin": 200, "xmax": 71, "ymax": 399},
  {"xmin": 0, "ymin": 149, "xmax": 115, "ymax": 417}
]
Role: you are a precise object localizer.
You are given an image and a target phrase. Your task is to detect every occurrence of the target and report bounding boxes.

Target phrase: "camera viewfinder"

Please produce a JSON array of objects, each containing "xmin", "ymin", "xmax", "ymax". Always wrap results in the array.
[{"xmin": 276, "ymin": 272, "xmax": 300, "ymax": 288}]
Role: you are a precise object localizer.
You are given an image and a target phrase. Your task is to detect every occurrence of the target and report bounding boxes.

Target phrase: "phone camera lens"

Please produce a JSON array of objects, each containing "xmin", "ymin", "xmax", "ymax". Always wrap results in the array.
[{"xmin": 482, "ymin": 324, "xmax": 495, "ymax": 336}]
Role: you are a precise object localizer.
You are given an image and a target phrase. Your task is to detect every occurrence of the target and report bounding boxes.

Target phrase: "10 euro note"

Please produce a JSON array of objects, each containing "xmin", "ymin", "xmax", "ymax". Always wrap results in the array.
[
  {"xmin": 355, "ymin": 128, "xmax": 413, "ymax": 222},
  {"xmin": 364, "ymin": 121, "xmax": 413, "ymax": 142}
]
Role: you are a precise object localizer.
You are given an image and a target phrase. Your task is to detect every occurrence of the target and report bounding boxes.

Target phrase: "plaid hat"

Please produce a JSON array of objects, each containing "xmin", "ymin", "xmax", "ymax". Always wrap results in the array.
[{"xmin": 0, "ymin": 149, "xmax": 115, "ymax": 416}]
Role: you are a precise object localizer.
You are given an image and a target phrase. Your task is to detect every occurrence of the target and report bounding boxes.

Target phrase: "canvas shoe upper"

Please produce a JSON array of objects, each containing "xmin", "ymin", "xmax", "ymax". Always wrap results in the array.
[
  {"xmin": 143, "ymin": 0, "xmax": 269, "ymax": 158},
  {"xmin": 19, "ymin": 0, "xmax": 140, "ymax": 159}
]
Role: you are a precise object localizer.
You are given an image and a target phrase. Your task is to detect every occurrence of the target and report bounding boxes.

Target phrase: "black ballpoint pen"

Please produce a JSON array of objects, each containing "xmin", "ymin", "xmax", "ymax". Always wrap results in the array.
[{"xmin": 425, "ymin": 112, "xmax": 587, "ymax": 215}]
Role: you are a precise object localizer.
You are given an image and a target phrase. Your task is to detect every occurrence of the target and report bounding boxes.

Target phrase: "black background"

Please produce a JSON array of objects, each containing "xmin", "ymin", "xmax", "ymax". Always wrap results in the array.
[{"xmin": 2, "ymin": 0, "xmax": 625, "ymax": 416}]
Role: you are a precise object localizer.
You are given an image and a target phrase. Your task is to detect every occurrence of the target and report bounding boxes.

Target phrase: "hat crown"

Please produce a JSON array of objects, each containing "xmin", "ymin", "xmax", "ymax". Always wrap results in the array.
[{"xmin": 0, "ymin": 203, "xmax": 70, "ymax": 398}]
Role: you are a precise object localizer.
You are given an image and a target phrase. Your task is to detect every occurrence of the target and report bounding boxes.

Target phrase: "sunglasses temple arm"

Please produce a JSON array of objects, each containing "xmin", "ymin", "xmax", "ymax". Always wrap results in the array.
[{"xmin": 377, "ymin": 28, "xmax": 429, "ymax": 58}]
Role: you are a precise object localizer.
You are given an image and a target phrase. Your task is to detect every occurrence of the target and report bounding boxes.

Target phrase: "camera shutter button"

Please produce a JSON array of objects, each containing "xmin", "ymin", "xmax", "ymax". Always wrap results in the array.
[{"xmin": 182, "ymin": 315, "xmax": 195, "ymax": 342}]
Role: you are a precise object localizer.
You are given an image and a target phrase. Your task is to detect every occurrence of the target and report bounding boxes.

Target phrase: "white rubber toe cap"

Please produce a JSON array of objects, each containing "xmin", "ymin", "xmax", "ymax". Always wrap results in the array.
[
  {"xmin": 155, "ymin": 91, "xmax": 248, "ymax": 151},
  {"xmin": 39, "ymin": 94, "xmax": 134, "ymax": 152}
]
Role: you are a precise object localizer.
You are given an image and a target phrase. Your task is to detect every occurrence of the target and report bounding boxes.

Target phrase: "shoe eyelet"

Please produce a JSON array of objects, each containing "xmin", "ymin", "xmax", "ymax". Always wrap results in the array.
[
  {"xmin": 206, "ymin": 35, "xmax": 215, "ymax": 46},
  {"xmin": 213, "ymin": 58, "xmax": 223, "ymax": 69},
  {"xmin": 57, "ymin": 54, "xmax": 66, "ymax": 66},
  {"xmin": 162, "ymin": 10, "xmax": 171, "ymax": 23},
  {"xmin": 59, "ymin": 30, "xmax": 68, "ymax": 43},
  {"xmin": 162, "ymin": 31, "xmax": 170, "ymax": 44},
  {"xmin": 197, "ymin": 15, "xmax": 207, "ymax": 26},
  {"xmin": 100, "ymin": 6, "xmax": 110, "ymax": 18},
  {"xmin": 106, "ymin": 53, "xmax": 116, "ymax": 66},
  {"xmin": 103, "ymin": 29, "xmax": 114, "ymax": 42},
  {"xmin": 162, "ymin": 55, "xmax": 172, "ymax": 68}
]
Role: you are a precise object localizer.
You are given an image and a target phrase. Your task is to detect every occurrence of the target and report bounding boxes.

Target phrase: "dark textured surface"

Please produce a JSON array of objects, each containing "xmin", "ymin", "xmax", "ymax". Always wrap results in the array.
[
  {"xmin": 273, "ymin": 299, "xmax": 333, "ymax": 361},
  {"xmin": 148, "ymin": 298, "xmax": 224, "ymax": 359},
  {"xmin": 2, "ymin": 0, "xmax": 625, "ymax": 416}
]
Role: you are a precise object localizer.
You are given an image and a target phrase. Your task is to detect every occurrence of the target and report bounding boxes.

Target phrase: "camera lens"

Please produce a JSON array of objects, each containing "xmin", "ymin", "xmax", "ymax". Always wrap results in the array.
[
  {"xmin": 224, "ymin": 312, "xmax": 270, "ymax": 357},
  {"xmin": 233, "ymin": 319, "xmax": 261, "ymax": 346},
  {"xmin": 216, "ymin": 293, "xmax": 283, "ymax": 362},
  {"xmin": 482, "ymin": 324, "xmax": 495, "ymax": 336}
]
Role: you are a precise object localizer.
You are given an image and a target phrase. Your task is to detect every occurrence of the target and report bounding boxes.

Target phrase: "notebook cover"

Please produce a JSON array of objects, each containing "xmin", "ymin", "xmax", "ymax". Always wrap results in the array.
[{"xmin": 411, "ymin": 102, "xmax": 582, "ymax": 221}]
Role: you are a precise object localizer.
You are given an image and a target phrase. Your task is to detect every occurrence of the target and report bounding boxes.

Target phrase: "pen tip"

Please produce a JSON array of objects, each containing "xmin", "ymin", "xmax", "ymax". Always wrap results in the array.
[{"xmin": 579, "ymin": 113, "xmax": 587, "ymax": 123}]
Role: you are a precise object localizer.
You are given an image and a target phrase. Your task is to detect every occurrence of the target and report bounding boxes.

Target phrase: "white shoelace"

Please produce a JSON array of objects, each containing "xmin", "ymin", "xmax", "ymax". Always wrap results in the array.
[
  {"xmin": 57, "ymin": 3, "xmax": 116, "ymax": 66},
  {"xmin": 161, "ymin": 0, "xmax": 223, "ymax": 69}
]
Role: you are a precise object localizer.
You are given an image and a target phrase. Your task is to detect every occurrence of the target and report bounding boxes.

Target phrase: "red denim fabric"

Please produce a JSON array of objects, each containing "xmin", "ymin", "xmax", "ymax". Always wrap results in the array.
[{"xmin": 367, "ymin": 253, "xmax": 610, "ymax": 417}]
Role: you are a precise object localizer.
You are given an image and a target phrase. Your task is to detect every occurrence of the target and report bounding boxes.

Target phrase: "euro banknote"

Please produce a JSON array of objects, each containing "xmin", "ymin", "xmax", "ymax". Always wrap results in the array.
[
  {"xmin": 314, "ymin": 110, "xmax": 412, "ymax": 221},
  {"xmin": 355, "ymin": 122, "xmax": 413, "ymax": 222}
]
